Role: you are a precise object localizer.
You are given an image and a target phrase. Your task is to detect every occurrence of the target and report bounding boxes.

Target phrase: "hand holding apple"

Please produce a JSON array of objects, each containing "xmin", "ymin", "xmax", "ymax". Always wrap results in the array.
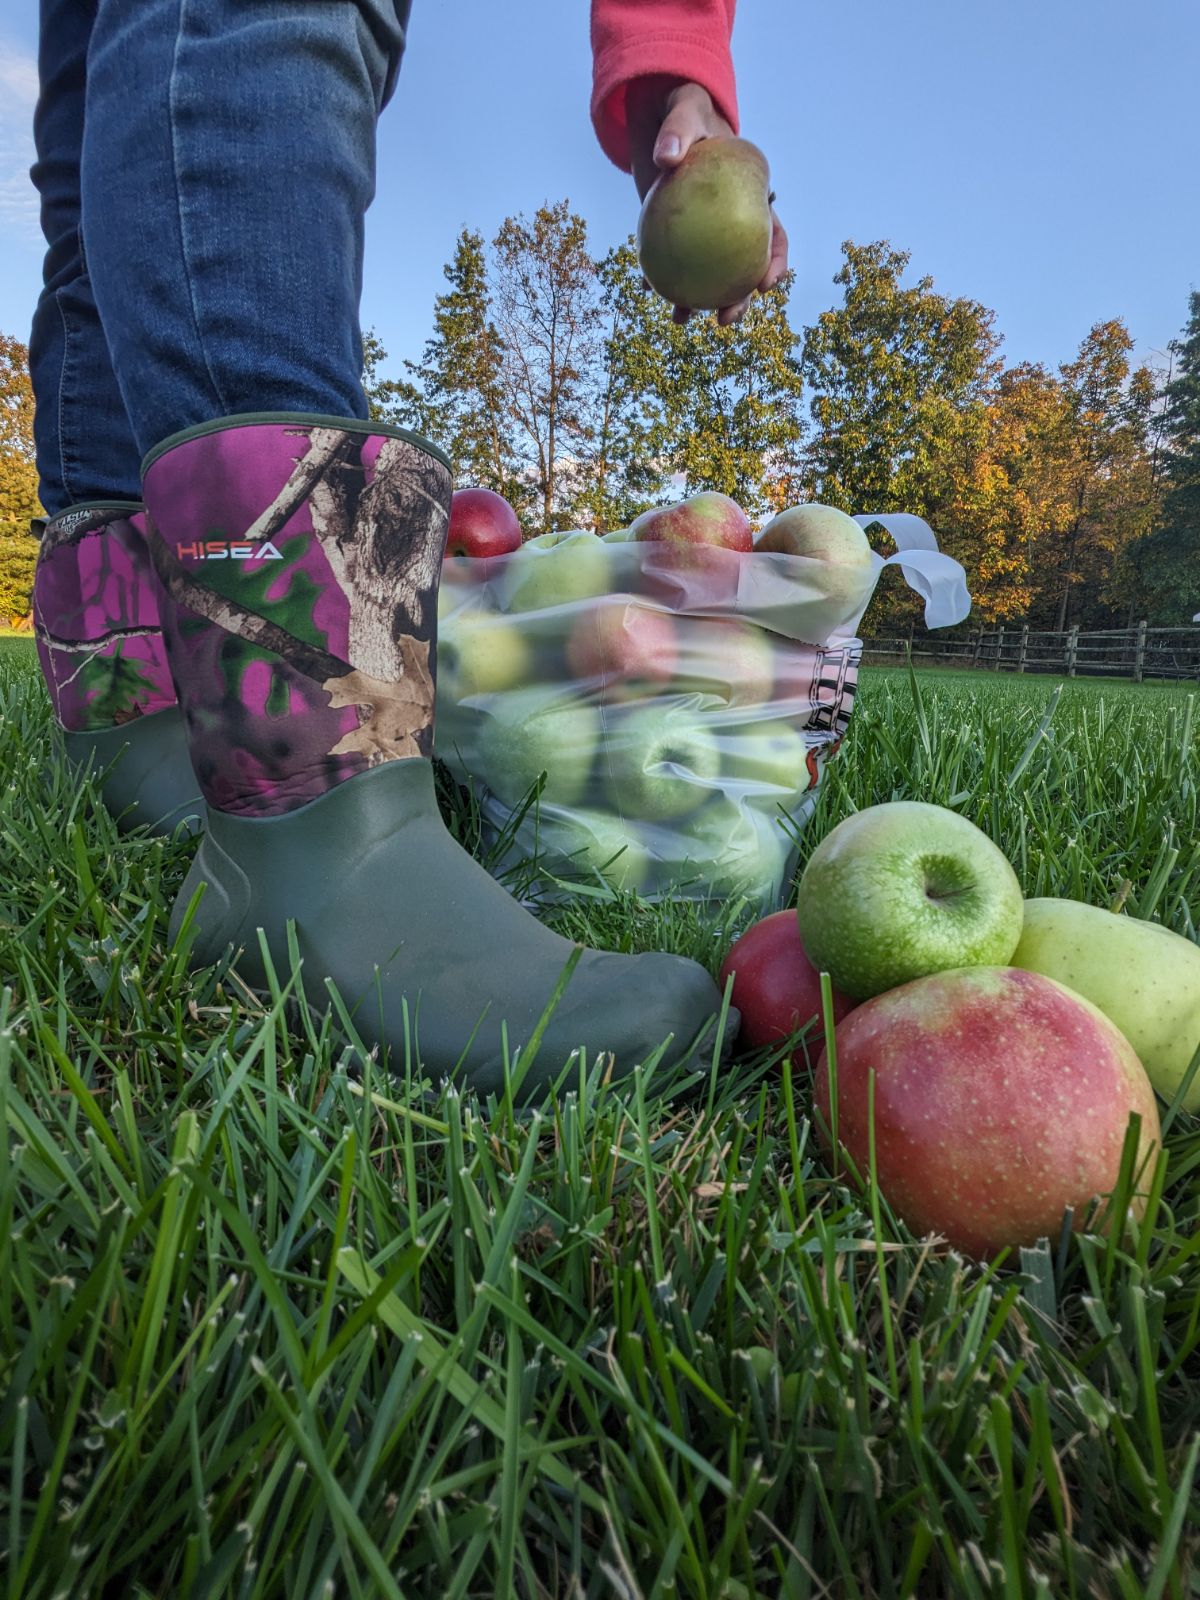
[{"xmin": 626, "ymin": 81, "xmax": 787, "ymax": 325}]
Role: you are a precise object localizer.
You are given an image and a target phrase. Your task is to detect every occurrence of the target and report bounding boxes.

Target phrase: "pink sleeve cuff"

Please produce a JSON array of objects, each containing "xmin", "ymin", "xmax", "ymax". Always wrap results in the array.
[{"xmin": 590, "ymin": 1, "xmax": 739, "ymax": 173}]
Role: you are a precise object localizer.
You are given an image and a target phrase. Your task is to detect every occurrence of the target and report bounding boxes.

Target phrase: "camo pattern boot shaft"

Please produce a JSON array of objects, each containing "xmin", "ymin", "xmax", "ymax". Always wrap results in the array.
[
  {"xmin": 33, "ymin": 503, "xmax": 179, "ymax": 732},
  {"xmin": 140, "ymin": 416, "xmax": 454, "ymax": 817}
]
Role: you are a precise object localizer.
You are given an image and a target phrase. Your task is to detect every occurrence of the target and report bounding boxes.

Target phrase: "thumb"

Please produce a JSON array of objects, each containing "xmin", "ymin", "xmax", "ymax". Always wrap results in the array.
[{"xmin": 652, "ymin": 94, "xmax": 716, "ymax": 169}]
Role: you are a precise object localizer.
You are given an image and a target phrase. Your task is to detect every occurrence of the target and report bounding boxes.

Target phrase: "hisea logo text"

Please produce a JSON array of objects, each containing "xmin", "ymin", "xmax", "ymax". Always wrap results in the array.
[{"xmin": 176, "ymin": 540, "xmax": 284, "ymax": 561}]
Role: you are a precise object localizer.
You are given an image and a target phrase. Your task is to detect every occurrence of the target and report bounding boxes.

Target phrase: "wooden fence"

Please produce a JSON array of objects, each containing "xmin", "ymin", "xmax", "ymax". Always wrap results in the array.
[{"xmin": 861, "ymin": 624, "xmax": 1200, "ymax": 683}]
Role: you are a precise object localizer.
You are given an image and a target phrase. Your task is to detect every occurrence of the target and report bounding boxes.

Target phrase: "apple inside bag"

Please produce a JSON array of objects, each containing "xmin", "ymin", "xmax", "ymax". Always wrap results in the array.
[{"xmin": 434, "ymin": 521, "xmax": 968, "ymax": 909}]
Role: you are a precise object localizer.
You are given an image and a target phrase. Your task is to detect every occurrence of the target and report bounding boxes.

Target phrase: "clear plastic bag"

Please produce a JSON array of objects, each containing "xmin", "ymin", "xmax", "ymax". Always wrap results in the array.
[{"xmin": 434, "ymin": 517, "xmax": 968, "ymax": 909}]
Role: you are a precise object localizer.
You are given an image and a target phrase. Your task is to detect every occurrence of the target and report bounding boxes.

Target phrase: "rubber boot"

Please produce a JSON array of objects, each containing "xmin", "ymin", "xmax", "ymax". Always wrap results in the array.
[
  {"xmin": 141, "ymin": 414, "xmax": 733, "ymax": 1100},
  {"xmin": 32, "ymin": 502, "xmax": 204, "ymax": 834}
]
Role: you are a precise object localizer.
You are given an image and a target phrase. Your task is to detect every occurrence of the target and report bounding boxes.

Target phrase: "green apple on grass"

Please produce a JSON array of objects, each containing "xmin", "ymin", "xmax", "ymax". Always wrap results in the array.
[
  {"xmin": 478, "ymin": 690, "xmax": 599, "ymax": 810},
  {"xmin": 603, "ymin": 704, "xmax": 721, "ymax": 822},
  {"xmin": 796, "ymin": 800, "xmax": 1024, "ymax": 1000},
  {"xmin": 500, "ymin": 529, "xmax": 612, "ymax": 613},
  {"xmin": 1012, "ymin": 898, "xmax": 1200, "ymax": 1112}
]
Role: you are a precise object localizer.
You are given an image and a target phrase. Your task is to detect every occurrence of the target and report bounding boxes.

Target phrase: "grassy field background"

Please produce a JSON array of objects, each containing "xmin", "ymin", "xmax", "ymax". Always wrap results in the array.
[{"xmin": 1, "ymin": 633, "xmax": 1197, "ymax": 1598}]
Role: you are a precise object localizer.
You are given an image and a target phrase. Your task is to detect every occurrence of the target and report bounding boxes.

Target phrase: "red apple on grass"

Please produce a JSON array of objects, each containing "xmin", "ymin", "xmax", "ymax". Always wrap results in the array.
[
  {"xmin": 445, "ymin": 488, "xmax": 522, "ymax": 558},
  {"xmin": 719, "ymin": 910, "xmax": 856, "ymax": 1049},
  {"xmin": 565, "ymin": 600, "xmax": 677, "ymax": 693},
  {"xmin": 815, "ymin": 966, "xmax": 1162, "ymax": 1258}
]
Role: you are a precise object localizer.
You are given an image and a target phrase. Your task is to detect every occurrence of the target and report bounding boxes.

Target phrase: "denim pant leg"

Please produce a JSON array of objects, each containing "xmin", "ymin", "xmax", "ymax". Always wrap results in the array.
[
  {"xmin": 82, "ymin": 0, "xmax": 409, "ymax": 460},
  {"xmin": 30, "ymin": 0, "xmax": 144, "ymax": 517}
]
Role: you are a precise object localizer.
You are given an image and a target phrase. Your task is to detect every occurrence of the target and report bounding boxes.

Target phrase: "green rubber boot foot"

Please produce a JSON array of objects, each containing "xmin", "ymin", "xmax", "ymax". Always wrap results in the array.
[
  {"xmin": 171, "ymin": 760, "xmax": 735, "ymax": 1100},
  {"xmin": 63, "ymin": 709, "xmax": 205, "ymax": 836}
]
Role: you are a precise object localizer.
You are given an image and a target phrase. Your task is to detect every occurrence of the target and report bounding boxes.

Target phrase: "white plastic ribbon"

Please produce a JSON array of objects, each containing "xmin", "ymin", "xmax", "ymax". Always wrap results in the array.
[{"xmin": 853, "ymin": 512, "xmax": 972, "ymax": 630}]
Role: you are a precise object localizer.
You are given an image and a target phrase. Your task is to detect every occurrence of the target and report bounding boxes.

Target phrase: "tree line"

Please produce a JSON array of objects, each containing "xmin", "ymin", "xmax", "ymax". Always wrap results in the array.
[{"xmin": 2, "ymin": 215, "xmax": 1197, "ymax": 632}]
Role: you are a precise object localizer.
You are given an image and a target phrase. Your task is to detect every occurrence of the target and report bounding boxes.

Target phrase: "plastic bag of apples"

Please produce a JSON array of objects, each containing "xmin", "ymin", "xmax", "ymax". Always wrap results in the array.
[{"xmin": 434, "ymin": 492, "xmax": 970, "ymax": 910}]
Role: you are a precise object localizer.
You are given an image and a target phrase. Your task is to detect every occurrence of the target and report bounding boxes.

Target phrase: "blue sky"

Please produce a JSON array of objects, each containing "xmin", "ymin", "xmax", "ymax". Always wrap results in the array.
[{"xmin": 2, "ymin": 0, "xmax": 1197, "ymax": 388}]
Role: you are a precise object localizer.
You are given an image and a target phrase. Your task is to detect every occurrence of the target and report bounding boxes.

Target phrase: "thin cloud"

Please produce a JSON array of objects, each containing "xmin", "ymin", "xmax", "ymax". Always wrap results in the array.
[{"xmin": 0, "ymin": 43, "xmax": 41, "ymax": 240}]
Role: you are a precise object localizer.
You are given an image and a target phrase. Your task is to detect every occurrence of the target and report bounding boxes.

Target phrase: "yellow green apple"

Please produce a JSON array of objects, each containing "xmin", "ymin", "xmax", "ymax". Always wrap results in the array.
[
  {"xmin": 437, "ymin": 613, "xmax": 532, "ymax": 701},
  {"xmin": 637, "ymin": 138, "xmax": 773, "ymax": 310},
  {"xmin": 478, "ymin": 691, "xmax": 600, "ymax": 809},
  {"xmin": 500, "ymin": 529, "xmax": 612, "ymax": 613},
  {"xmin": 1012, "ymin": 898, "xmax": 1200, "ymax": 1112},
  {"xmin": 603, "ymin": 704, "xmax": 721, "ymax": 821}
]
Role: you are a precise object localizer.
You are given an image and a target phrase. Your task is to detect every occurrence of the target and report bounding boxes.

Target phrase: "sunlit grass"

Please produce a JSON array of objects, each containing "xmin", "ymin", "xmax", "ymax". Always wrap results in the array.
[{"xmin": 1, "ymin": 635, "xmax": 1197, "ymax": 1597}]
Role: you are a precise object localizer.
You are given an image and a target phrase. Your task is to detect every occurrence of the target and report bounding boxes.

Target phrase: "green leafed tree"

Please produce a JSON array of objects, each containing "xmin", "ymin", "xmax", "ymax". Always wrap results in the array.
[
  {"xmin": 360, "ymin": 328, "xmax": 426, "ymax": 431},
  {"xmin": 594, "ymin": 241, "xmax": 805, "ymax": 522},
  {"xmin": 573, "ymin": 241, "xmax": 673, "ymax": 532},
  {"xmin": 403, "ymin": 229, "xmax": 515, "ymax": 495},
  {"xmin": 1128, "ymin": 291, "xmax": 1200, "ymax": 623},
  {"xmin": 0, "ymin": 333, "xmax": 42, "ymax": 623},
  {"xmin": 800, "ymin": 239, "xmax": 1002, "ymax": 519}
]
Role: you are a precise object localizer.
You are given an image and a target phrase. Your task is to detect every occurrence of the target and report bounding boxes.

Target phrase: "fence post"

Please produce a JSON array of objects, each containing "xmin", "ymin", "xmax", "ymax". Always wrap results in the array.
[
  {"xmin": 1066, "ymin": 625, "xmax": 1079, "ymax": 679},
  {"xmin": 994, "ymin": 626, "xmax": 1005, "ymax": 671},
  {"xmin": 1133, "ymin": 619, "xmax": 1147, "ymax": 683},
  {"xmin": 971, "ymin": 629, "xmax": 983, "ymax": 669},
  {"xmin": 1017, "ymin": 624, "xmax": 1029, "ymax": 674}
]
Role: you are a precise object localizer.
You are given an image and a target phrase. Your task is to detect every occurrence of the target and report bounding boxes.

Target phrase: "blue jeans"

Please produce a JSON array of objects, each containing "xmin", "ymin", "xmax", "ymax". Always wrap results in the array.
[{"xmin": 29, "ymin": 0, "xmax": 410, "ymax": 516}]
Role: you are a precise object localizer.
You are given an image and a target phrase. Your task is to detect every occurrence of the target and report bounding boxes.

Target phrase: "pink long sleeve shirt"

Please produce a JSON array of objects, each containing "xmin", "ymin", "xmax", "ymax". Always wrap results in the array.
[{"xmin": 590, "ymin": 0, "xmax": 739, "ymax": 172}]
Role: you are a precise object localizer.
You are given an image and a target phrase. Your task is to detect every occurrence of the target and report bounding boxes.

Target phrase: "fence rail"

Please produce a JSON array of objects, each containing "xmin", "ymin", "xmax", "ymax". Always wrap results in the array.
[{"xmin": 861, "ymin": 623, "xmax": 1200, "ymax": 683}]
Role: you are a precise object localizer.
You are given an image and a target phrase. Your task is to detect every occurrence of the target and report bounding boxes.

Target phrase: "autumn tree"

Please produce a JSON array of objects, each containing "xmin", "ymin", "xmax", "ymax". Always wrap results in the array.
[
  {"xmin": 491, "ymin": 202, "xmax": 604, "ymax": 532},
  {"xmin": 1128, "ymin": 292, "xmax": 1200, "ymax": 623},
  {"xmin": 0, "ymin": 333, "xmax": 42, "ymax": 623},
  {"xmin": 1034, "ymin": 320, "xmax": 1159, "ymax": 630}
]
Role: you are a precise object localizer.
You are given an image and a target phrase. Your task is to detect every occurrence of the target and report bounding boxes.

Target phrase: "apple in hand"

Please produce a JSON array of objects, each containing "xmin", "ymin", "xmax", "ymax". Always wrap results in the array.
[
  {"xmin": 755, "ymin": 504, "xmax": 875, "ymax": 612},
  {"xmin": 565, "ymin": 600, "xmax": 677, "ymax": 692},
  {"xmin": 1012, "ymin": 898, "xmax": 1200, "ymax": 1113},
  {"xmin": 445, "ymin": 488, "xmax": 522, "ymax": 558},
  {"xmin": 501, "ymin": 529, "xmax": 611, "ymax": 613},
  {"xmin": 719, "ymin": 909, "xmax": 855, "ymax": 1049},
  {"xmin": 437, "ymin": 613, "xmax": 532, "ymax": 701},
  {"xmin": 604, "ymin": 704, "xmax": 721, "ymax": 821},
  {"xmin": 637, "ymin": 137, "xmax": 773, "ymax": 311},
  {"xmin": 796, "ymin": 801, "xmax": 1024, "ymax": 1000},
  {"xmin": 478, "ymin": 691, "xmax": 599, "ymax": 809},
  {"xmin": 815, "ymin": 967, "xmax": 1162, "ymax": 1258}
]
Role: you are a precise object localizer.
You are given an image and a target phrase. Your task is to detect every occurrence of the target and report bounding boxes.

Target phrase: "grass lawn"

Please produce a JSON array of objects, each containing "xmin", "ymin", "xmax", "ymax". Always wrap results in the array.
[{"xmin": 1, "ymin": 633, "xmax": 1198, "ymax": 1598}]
